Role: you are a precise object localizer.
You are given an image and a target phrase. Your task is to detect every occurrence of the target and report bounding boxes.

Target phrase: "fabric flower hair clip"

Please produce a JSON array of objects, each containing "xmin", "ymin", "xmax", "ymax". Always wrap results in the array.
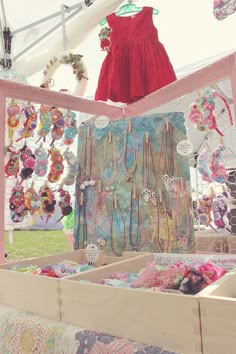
[
  {"xmin": 99, "ymin": 27, "xmax": 112, "ymax": 51},
  {"xmin": 189, "ymin": 90, "xmax": 233, "ymax": 136}
]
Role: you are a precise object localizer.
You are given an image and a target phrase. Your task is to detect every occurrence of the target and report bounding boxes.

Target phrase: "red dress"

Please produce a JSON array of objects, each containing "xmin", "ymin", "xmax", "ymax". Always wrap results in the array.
[{"xmin": 95, "ymin": 7, "xmax": 177, "ymax": 104}]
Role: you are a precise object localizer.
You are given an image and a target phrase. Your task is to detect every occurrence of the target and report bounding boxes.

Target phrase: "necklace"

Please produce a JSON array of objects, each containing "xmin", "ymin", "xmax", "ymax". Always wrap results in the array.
[
  {"xmin": 123, "ymin": 121, "xmax": 138, "ymax": 182},
  {"xmin": 110, "ymin": 194, "xmax": 126, "ymax": 256},
  {"xmin": 174, "ymin": 179, "xmax": 191, "ymax": 249},
  {"xmin": 80, "ymin": 127, "xmax": 96, "ymax": 190},
  {"xmin": 157, "ymin": 121, "xmax": 175, "ymax": 176},
  {"xmin": 153, "ymin": 190, "xmax": 172, "ymax": 253},
  {"xmin": 129, "ymin": 185, "xmax": 142, "ymax": 251},
  {"xmin": 76, "ymin": 191, "xmax": 88, "ymax": 249},
  {"xmin": 141, "ymin": 132, "xmax": 158, "ymax": 205},
  {"xmin": 101, "ymin": 131, "xmax": 119, "ymax": 190}
]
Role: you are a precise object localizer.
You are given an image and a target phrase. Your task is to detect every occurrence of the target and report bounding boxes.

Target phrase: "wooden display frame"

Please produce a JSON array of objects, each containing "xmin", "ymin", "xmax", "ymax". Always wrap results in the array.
[
  {"xmin": 0, "ymin": 250, "xmax": 141, "ymax": 320},
  {"xmin": 59, "ymin": 253, "xmax": 203, "ymax": 354},
  {"xmin": 199, "ymin": 270, "xmax": 236, "ymax": 354}
]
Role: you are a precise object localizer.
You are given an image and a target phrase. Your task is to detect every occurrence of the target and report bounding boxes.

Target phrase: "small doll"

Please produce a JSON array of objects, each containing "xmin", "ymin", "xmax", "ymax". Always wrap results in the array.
[
  {"xmin": 19, "ymin": 144, "xmax": 36, "ymax": 180},
  {"xmin": 16, "ymin": 104, "xmax": 38, "ymax": 141},
  {"xmin": 4, "ymin": 146, "xmax": 20, "ymax": 178},
  {"xmin": 50, "ymin": 107, "xmax": 65, "ymax": 145},
  {"xmin": 63, "ymin": 111, "xmax": 78, "ymax": 145},
  {"xmin": 39, "ymin": 184, "xmax": 56, "ymax": 223},
  {"xmin": 48, "ymin": 147, "xmax": 64, "ymax": 183},
  {"xmin": 37, "ymin": 104, "xmax": 52, "ymax": 142},
  {"xmin": 196, "ymin": 148, "xmax": 213, "ymax": 183},
  {"xmin": 9, "ymin": 181, "xmax": 28, "ymax": 223},
  {"xmin": 34, "ymin": 144, "xmax": 48, "ymax": 177},
  {"xmin": 179, "ymin": 268, "xmax": 205, "ymax": 295}
]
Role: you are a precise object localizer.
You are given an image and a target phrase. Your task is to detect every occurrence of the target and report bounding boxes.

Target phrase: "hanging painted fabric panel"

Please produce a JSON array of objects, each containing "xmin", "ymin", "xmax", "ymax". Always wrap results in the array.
[
  {"xmin": 74, "ymin": 113, "xmax": 194, "ymax": 254},
  {"xmin": 213, "ymin": 0, "xmax": 236, "ymax": 20}
]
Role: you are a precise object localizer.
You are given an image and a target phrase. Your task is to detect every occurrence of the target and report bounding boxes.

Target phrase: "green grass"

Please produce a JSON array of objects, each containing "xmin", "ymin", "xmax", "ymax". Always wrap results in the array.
[{"xmin": 4, "ymin": 230, "xmax": 71, "ymax": 261}]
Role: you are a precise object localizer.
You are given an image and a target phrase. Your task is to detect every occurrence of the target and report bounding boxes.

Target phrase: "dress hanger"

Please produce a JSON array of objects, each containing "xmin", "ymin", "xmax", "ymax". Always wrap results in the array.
[{"xmin": 99, "ymin": 1, "xmax": 159, "ymax": 26}]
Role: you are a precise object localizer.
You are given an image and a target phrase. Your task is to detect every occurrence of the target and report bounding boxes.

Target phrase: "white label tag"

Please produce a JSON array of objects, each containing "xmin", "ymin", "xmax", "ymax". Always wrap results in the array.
[
  {"xmin": 176, "ymin": 140, "xmax": 193, "ymax": 156},
  {"xmin": 95, "ymin": 116, "xmax": 109, "ymax": 129}
]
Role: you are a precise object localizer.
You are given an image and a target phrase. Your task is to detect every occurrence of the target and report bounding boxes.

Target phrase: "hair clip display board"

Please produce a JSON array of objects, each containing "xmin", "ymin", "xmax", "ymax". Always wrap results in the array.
[{"xmin": 74, "ymin": 112, "xmax": 194, "ymax": 254}]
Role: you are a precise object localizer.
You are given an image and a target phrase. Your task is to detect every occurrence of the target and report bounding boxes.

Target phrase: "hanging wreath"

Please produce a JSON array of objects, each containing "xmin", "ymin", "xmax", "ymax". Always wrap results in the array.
[{"xmin": 40, "ymin": 51, "xmax": 88, "ymax": 96}]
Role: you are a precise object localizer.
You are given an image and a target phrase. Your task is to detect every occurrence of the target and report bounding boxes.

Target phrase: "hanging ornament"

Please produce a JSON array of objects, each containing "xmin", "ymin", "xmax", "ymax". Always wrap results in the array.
[
  {"xmin": 48, "ymin": 147, "xmax": 64, "ymax": 183},
  {"xmin": 196, "ymin": 194, "xmax": 214, "ymax": 227},
  {"xmin": 57, "ymin": 188, "xmax": 73, "ymax": 222},
  {"xmin": 16, "ymin": 104, "xmax": 38, "ymax": 142},
  {"xmin": 37, "ymin": 104, "xmax": 52, "ymax": 142},
  {"xmin": 212, "ymin": 191, "xmax": 231, "ymax": 232},
  {"xmin": 9, "ymin": 181, "xmax": 28, "ymax": 223},
  {"xmin": 24, "ymin": 182, "xmax": 41, "ymax": 220},
  {"xmin": 50, "ymin": 107, "xmax": 65, "ymax": 145},
  {"xmin": 39, "ymin": 184, "xmax": 56, "ymax": 223},
  {"xmin": 63, "ymin": 150, "xmax": 77, "ymax": 186},
  {"xmin": 4, "ymin": 146, "xmax": 20, "ymax": 178},
  {"xmin": 63, "ymin": 111, "xmax": 78, "ymax": 145},
  {"xmin": 196, "ymin": 147, "xmax": 213, "ymax": 183},
  {"xmin": 7, "ymin": 99, "xmax": 21, "ymax": 140},
  {"xmin": 34, "ymin": 144, "xmax": 48, "ymax": 177},
  {"xmin": 19, "ymin": 144, "xmax": 36, "ymax": 180}
]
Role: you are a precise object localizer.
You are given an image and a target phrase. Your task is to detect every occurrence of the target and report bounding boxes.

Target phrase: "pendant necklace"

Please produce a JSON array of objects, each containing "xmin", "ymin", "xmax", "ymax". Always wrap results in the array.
[
  {"xmin": 175, "ymin": 178, "xmax": 191, "ymax": 249},
  {"xmin": 153, "ymin": 190, "xmax": 172, "ymax": 253},
  {"xmin": 157, "ymin": 120, "xmax": 175, "ymax": 175},
  {"xmin": 129, "ymin": 185, "xmax": 143, "ymax": 251},
  {"xmin": 77, "ymin": 191, "xmax": 88, "ymax": 248},
  {"xmin": 141, "ymin": 131, "xmax": 158, "ymax": 205},
  {"xmin": 110, "ymin": 193, "xmax": 126, "ymax": 256},
  {"xmin": 79, "ymin": 126, "xmax": 96, "ymax": 191},
  {"xmin": 123, "ymin": 121, "xmax": 138, "ymax": 182},
  {"xmin": 101, "ymin": 131, "xmax": 119, "ymax": 191}
]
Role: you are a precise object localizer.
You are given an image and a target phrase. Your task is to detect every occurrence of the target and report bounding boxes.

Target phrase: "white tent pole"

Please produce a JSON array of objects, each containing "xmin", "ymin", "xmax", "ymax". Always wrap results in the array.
[
  {"xmin": 12, "ymin": 2, "xmax": 83, "ymax": 35},
  {"xmin": 0, "ymin": 0, "xmax": 7, "ymax": 28},
  {"xmin": 61, "ymin": 4, "xmax": 68, "ymax": 51},
  {"xmin": 14, "ymin": 5, "xmax": 83, "ymax": 61}
]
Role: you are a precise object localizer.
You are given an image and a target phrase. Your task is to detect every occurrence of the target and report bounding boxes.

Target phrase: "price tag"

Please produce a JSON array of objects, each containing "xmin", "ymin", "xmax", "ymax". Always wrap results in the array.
[
  {"xmin": 95, "ymin": 115, "xmax": 109, "ymax": 129},
  {"xmin": 176, "ymin": 140, "xmax": 193, "ymax": 156},
  {"xmin": 85, "ymin": 244, "xmax": 100, "ymax": 264}
]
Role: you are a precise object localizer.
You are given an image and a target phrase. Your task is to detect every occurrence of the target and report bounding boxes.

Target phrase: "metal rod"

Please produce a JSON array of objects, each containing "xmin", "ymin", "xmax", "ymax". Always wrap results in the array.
[
  {"xmin": 12, "ymin": 2, "xmax": 83, "ymax": 35},
  {"xmin": 0, "ymin": 0, "xmax": 7, "ymax": 28},
  {"xmin": 13, "ymin": 6, "xmax": 82, "ymax": 61},
  {"xmin": 0, "ymin": 17, "xmax": 6, "ymax": 65},
  {"xmin": 61, "ymin": 4, "xmax": 68, "ymax": 51}
]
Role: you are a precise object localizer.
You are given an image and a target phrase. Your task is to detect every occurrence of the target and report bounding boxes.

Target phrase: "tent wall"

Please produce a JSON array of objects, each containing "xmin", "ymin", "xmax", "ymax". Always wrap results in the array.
[{"xmin": 0, "ymin": 52, "xmax": 235, "ymax": 263}]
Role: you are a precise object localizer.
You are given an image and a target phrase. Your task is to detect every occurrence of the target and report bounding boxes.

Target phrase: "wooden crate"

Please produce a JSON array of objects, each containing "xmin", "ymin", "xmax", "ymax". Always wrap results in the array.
[
  {"xmin": 59, "ymin": 253, "xmax": 203, "ymax": 354},
  {"xmin": 0, "ymin": 250, "xmax": 140, "ymax": 320},
  {"xmin": 199, "ymin": 270, "xmax": 236, "ymax": 354}
]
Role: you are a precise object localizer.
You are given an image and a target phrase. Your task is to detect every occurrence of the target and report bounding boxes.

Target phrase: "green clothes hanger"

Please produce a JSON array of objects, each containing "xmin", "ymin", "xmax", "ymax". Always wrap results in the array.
[{"xmin": 99, "ymin": 3, "xmax": 159, "ymax": 26}]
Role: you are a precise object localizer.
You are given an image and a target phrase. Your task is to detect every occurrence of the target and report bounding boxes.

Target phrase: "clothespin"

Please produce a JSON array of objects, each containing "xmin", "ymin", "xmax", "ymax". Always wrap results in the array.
[
  {"xmin": 113, "ymin": 194, "xmax": 118, "ymax": 209},
  {"xmin": 80, "ymin": 192, "xmax": 84, "ymax": 206},
  {"xmin": 98, "ymin": 180, "xmax": 102, "ymax": 194},
  {"xmin": 166, "ymin": 120, "xmax": 169, "ymax": 131},
  {"xmin": 159, "ymin": 189, "xmax": 162, "ymax": 203},
  {"xmin": 108, "ymin": 131, "xmax": 112, "ymax": 143},
  {"xmin": 145, "ymin": 131, "xmax": 149, "ymax": 143},
  {"xmin": 128, "ymin": 121, "xmax": 132, "ymax": 133},
  {"xmin": 133, "ymin": 185, "xmax": 137, "ymax": 199},
  {"xmin": 86, "ymin": 127, "xmax": 90, "ymax": 138}
]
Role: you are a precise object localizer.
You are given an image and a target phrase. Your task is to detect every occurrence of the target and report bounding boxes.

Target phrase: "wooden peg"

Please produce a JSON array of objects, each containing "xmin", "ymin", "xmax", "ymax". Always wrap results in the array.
[
  {"xmin": 108, "ymin": 131, "xmax": 112, "ymax": 143},
  {"xmin": 80, "ymin": 192, "xmax": 84, "ymax": 206},
  {"xmin": 166, "ymin": 120, "xmax": 169, "ymax": 131},
  {"xmin": 133, "ymin": 185, "xmax": 137, "ymax": 199},
  {"xmin": 159, "ymin": 189, "xmax": 162, "ymax": 203},
  {"xmin": 87, "ymin": 127, "xmax": 90, "ymax": 138},
  {"xmin": 128, "ymin": 121, "xmax": 132, "ymax": 133},
  {"xmin": 114, "ymin": 194, "xmax": 118, "ymax": 209},
  {"xmin": 145, "ymin": 131, "xmax": 149, "ymax": 143},
  {"xmin": 98, "ymin": 180, "xmax": 102, "ymax": 193}
]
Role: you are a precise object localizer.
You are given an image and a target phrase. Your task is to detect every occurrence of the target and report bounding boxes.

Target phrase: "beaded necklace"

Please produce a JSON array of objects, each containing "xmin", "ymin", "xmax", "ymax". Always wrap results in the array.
[
  {"xmin": 101, "ymin": 131, "xmax": 119, "ymax": 190},
  {"xmin": 80, "ymin": 127, "xmax": 95, "ymax": 190},
  {"xmin": 129, "ymin": 185, "xmax": 142, "ymax": 251},
  {"xmin": 142, "ymin": 132, "xmax": 157, "ymax": 190},
  {"xmin": 152, "ymin": 190, "xmax": 171, "ymax": 253},
  {"xmin": 77, "ymin": 191, "xmax": 88, "ymax": 248},
  {"xmin": 123, "ymin": 121, "xmax": 138, "ymax": 182},
  {"xmin": 157, "ymin": 121, "xmax": 175, "ymax": 176},
  {"xmin": 174, "ymin": 179, "xmax": 191, "ymax": 249},
  {"xmin": 110, "ymin": 194, "xmax": 126, "ymax": 256}
]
